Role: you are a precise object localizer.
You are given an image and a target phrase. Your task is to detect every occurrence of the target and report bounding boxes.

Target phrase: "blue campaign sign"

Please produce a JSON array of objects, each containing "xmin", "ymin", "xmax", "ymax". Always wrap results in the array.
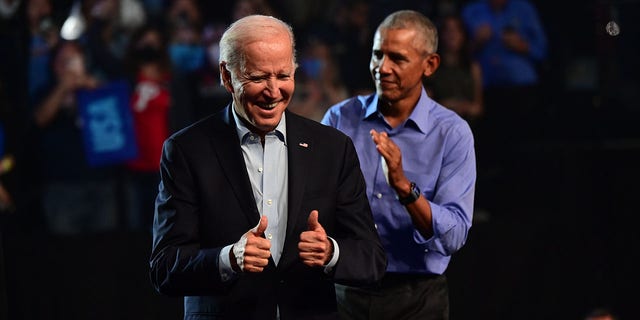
[{"xmin": 77, "ymin": 80, "xmax": 138, "ymax": 167}]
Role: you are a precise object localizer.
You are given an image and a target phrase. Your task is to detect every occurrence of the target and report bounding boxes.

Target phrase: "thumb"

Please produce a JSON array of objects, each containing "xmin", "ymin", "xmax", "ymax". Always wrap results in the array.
[
  {"xmin": 253, "ymin": 215, "xmax": 268, "ymax": 236},
  {"xmin": 307, "ymin": 210, "xmax": 321, "ymax": 231}
]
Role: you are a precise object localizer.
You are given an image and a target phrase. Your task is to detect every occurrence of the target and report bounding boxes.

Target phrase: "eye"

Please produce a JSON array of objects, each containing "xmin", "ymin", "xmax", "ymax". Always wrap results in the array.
[
  {"xmin": 372, "ymin": 50, "xmax": 383, "ymax": 60},
  {"xmin": 247, "ymin": 75, "xmax": 266, "ymax": 83},
  {"xmin": 388, "ymin": 53, "xmax": 405, "ymax": 63}
]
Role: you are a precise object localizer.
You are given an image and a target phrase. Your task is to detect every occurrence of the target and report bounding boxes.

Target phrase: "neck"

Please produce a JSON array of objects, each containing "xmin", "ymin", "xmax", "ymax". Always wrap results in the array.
[{"xmin": 378, "ymin": 99, "xmax": 415, "ymax": 128}]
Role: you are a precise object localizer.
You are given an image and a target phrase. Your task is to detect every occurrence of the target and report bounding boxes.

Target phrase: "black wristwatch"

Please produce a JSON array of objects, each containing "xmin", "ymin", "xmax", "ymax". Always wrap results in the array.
[{"xmin": 399, "ymin": 182, "xmax": 420, "ymax": 205}]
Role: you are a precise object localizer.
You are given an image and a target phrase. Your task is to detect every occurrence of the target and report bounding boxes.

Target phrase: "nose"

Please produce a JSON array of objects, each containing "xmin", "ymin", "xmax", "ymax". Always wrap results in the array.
[
  {"xmin": 263, "ymin": 78, "xmax": 280, "ymax": 98},
  {"xmin": 374, "ymin": 55, "xmax": 390, "ymax": 75}
]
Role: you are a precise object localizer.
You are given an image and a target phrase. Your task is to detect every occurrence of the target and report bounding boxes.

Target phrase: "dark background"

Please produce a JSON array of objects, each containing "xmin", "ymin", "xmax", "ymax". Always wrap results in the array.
[{"xmin": 2, "ymin": 0, "xmax": 639, "ymax": 319}]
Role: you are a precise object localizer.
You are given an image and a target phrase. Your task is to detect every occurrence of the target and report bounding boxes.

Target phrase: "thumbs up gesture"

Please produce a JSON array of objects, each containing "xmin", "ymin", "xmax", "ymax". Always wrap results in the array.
[
  {"xmin": 298, "ymin": 210, "xmax": 333, "ymax": 267},
  {"xmin": 231, "ymin": 215, "xmax": 271, "ymax": 272}
]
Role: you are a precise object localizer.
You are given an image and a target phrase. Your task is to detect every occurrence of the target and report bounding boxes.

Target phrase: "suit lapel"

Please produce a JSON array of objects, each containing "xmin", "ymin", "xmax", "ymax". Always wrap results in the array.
[
  {"xmin": 282, "ymin": 112, "xmax": 312, "ymax": 266},
  {"xmin": 209, "ymin": 106, "xmax": 261, "ymax": 227}
]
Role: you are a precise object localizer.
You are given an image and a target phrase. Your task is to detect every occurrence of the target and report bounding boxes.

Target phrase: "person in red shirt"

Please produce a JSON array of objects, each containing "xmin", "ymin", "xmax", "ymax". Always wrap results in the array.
[{"xmin": 123, "ymin": 23, "xmax": 172, "ymax": 231}]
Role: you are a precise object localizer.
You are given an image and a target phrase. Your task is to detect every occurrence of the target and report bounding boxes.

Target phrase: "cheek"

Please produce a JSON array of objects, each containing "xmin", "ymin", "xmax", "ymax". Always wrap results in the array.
[
  {"xmin": 282, "ymin": 81, "xmax": 295, "ymax": 97},
  {"xmin": 239, "ymin": 83, "xmax": 263, "ymax": 100}
]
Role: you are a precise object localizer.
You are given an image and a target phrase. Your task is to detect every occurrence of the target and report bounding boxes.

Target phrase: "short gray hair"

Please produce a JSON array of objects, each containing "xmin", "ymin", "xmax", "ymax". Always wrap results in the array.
[
  {"xmin": 377, "ymin": 10, "xmax": 438, "ymax": 56},
  {"xmin": 219, "ymin": 15, "xmax": 297, "ymax": 78}
]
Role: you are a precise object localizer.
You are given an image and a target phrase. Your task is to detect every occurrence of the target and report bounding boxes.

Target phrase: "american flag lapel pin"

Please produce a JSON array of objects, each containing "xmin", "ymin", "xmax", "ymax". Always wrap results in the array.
[{"xmin": 298, "ymin": 142, "xmax": 308, "ymax": 148}]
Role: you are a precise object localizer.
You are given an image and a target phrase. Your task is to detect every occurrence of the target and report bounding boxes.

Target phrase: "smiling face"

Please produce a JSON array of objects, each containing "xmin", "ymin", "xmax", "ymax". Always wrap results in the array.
[
  {"xmin": 221, "ymin": 25, "xmax": 295, "ymax": 136},
  {"xmin": 370, "ymin": 28, "xmax": 438, "ymax": 106}
]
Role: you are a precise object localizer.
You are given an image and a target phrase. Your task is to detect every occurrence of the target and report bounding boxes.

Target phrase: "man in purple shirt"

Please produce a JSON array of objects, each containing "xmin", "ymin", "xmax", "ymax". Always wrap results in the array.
[{"xmin": 322, "ymin": 10, "xmax": 476, "ymax": 320}]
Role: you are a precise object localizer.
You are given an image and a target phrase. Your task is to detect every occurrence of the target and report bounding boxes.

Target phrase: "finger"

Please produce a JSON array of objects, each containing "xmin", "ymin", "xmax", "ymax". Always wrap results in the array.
[
  {"xmin": 246, "ymin": 237, "xmax": 271, "ymax": 252},
  {"xmin": 370, "ymin": 129, "xmax": 382, "ymax": 145},
  {"xmin": 299, "ymin": 253, "xmax": 325, "ymax": 267},
  {"xmin": 244, "ymin": 263, "xmax": 265, "ymax": 273},
  {"xmin": 307, "ymin": 210, "xmax": 321, "ymax": 231},
  {"xmin": 244, "ymin": 255, "xmax": 270, "ymax": 268},
  {"xmin": 299, "ymin": 251, "xmax": 325, "ymax": 262},
  {"xmin": 298, "ymin": 236, "xmax": 328, "ymax": 252},
  {"xmin": 253, "ymin": 215, "xmax": 268, "ymax": 236}
]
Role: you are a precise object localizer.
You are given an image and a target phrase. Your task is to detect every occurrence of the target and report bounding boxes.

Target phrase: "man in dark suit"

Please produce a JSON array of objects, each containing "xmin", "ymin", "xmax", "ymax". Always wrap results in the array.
[{"xmin": 149, "ymin": 15, "xmax": 387, "ymax": 320}]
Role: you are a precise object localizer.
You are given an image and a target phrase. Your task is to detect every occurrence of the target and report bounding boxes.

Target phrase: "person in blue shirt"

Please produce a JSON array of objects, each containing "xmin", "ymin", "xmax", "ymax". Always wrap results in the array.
[
  {"xmin": 460, "ymin": 0, "xmax": 547, "ymax": 138},
  {"xmin": 461, "ymin": 0, "xmax": 547, "ymax": 90},
  {"xmin": 461, "ymin": 0, "xmax": 547, "ymax": 211},
  {"xmin": 322, "ymin": 10, "xmax": 476, "ymax": 320}
]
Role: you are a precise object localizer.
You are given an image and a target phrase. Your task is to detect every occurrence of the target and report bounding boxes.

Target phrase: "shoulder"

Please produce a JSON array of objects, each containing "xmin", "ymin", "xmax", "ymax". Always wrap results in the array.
[
  {"xmin": 288, "ymin": 111, "xmax": 349, "ymax": 141},
  {"xmin": 321, "ymin": 94, "xmax": 374, "ymax": 127},
  {"xmin": 429, "ymin": 102, "xmax": 474, "ymax": 139},
  {"xmin": 166, "ymin": 109, "xmax": 228, "ymax": 148}
]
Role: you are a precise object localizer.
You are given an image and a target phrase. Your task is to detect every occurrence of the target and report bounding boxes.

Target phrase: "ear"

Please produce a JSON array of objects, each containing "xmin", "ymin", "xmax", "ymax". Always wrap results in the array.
[
  {"xmin": 422, "ymin": 53, "xmax": 440, "ymax": 78},
  {"xmin": 219, "ymin": 62, "xmax": 234, "ymax": 93}
]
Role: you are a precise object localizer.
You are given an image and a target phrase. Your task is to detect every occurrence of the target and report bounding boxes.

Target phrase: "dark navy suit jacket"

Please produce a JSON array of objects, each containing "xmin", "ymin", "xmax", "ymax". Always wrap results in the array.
[{"xmin": 150, "ymin": 106, "xmax": 386, "ymax": 319}]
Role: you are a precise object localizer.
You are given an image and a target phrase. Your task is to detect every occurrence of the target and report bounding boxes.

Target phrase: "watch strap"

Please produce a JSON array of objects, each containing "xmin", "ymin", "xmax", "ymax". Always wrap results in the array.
[{"xmin": 399, "ymin": 182, "xmax": 420, "ymax": 205}]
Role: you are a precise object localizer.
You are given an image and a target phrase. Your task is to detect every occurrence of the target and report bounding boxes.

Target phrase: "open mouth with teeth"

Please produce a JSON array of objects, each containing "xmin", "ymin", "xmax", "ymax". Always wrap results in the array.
[{"xmin": 258, "ymin": 102, "xmax": 279, "ymax": 110}]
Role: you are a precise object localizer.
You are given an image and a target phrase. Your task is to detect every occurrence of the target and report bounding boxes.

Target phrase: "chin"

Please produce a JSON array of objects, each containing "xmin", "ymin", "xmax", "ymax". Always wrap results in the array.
[{"xmin": 254, "ymin": 118, "xmax": 280, "ymax": 131}]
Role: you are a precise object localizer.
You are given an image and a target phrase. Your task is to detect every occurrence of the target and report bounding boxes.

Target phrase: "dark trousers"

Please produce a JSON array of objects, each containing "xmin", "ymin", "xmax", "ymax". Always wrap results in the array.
[{"xmin": 335, "ymin": 273, "xmax": 449, "ymax": 320}]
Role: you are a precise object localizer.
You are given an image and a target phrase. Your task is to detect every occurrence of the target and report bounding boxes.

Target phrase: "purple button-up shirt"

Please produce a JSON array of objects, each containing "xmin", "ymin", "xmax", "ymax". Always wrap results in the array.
[{"xmin": 321, "ymin": 89, "xmax": 476, "ymax": 274}]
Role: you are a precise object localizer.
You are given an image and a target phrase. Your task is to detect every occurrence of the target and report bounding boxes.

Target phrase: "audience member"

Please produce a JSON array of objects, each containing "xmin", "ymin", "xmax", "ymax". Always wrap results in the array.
[
  {"xmin": 461, "ymin": 0, "xmax": 548, "ymax": 212},
  {"xmin": 83, "ymin": 0, "xmax": 141, "ymax": 81},
  {"xmin": 26, "ymin": 0, "xmax": 58, "ymax": 98},
  {"xmin": 461, "ymin": 0, "xmax": 547, "ymax": 138},
  {"xmin": 31, "ymin": 40, "xmax": 119, "ymax": 235},
  {"xmin": 322, "ymin": 10, "xmax": 476, "ymax": 320},
  {"xmin": 331, "ymin": 0, "xmax": 375, "ymax": 95},
  {"xmin": 424, "ymin": 14, "xmax": 483, "ymax": 123},
  {"xmin": 289, "ymin": 34, "xmax": 349, "ymax": 122},
  {"xmin": 166, "ymin": 0, "xmax": 204, "ymax": 75},
  {"xmin": 122, "ymin": 22, "xmax": 172, "ymax": 232},
  {"xmin": 164, "ymin": 0, "xmax": 204, "ymax": 131}
]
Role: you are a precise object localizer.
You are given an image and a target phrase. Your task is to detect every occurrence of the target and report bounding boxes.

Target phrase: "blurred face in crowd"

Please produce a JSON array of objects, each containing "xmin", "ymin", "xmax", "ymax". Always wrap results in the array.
[
  {"xmin": 27, "ymin": 0, "xmax": 52, "ymax": 28},
  {"xmin": 221, "ymin": 20, "xmax": 296, "ymax": 136},
  {"xmin": 53, "ymin": 42, "xmax": 86, "ymax": 78},
  {"xmin": 441, "ymin": 17, "xmax": 466, "ymax": 54},
  {"xmin": 370, "ymin": 27, "xmax": 438, "ymax": 106},
  {"xmin": 137, "ymin": 29, "xmax": 163, "ymax": 49}
]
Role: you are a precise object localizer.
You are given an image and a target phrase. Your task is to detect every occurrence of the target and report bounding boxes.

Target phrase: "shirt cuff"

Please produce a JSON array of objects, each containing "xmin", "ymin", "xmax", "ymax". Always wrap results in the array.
[
  {"xmin": 323, "ymin": 237, "xmax": 340, "ymax": 274},
  {"xmin": 219, "ymin": 244, "xmax": 237, "ymax": 282}
]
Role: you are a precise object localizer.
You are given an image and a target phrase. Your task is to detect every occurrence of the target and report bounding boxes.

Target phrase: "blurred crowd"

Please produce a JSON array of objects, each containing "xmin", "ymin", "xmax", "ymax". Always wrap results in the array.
[{"xmin": 0, "ymin": 0, "xmax": 548, "ymax": 236}]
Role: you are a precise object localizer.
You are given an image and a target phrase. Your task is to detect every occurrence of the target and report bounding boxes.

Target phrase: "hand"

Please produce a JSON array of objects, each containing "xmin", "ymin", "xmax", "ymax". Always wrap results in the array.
[
  {"xmin": 298, "ymin": 210, "xmax": 332, "ymax": 267},
  {"xmin": 231, "ymin": 215, "xmax": 271, "ymax": 272},
  {"xmin": 475, "ymin": 24, "xmax": 492, "ymax": 45},
  {"xmin": 370, "ymin": 129, "xmax": 408, "ymax": 189},
  {"xmin": 59, "ymin": 69, "xmax": 98, "ymax": 91},
  {"xmin": 501, "ymin": 30, "xmax": 529, "ymax": 53}
]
